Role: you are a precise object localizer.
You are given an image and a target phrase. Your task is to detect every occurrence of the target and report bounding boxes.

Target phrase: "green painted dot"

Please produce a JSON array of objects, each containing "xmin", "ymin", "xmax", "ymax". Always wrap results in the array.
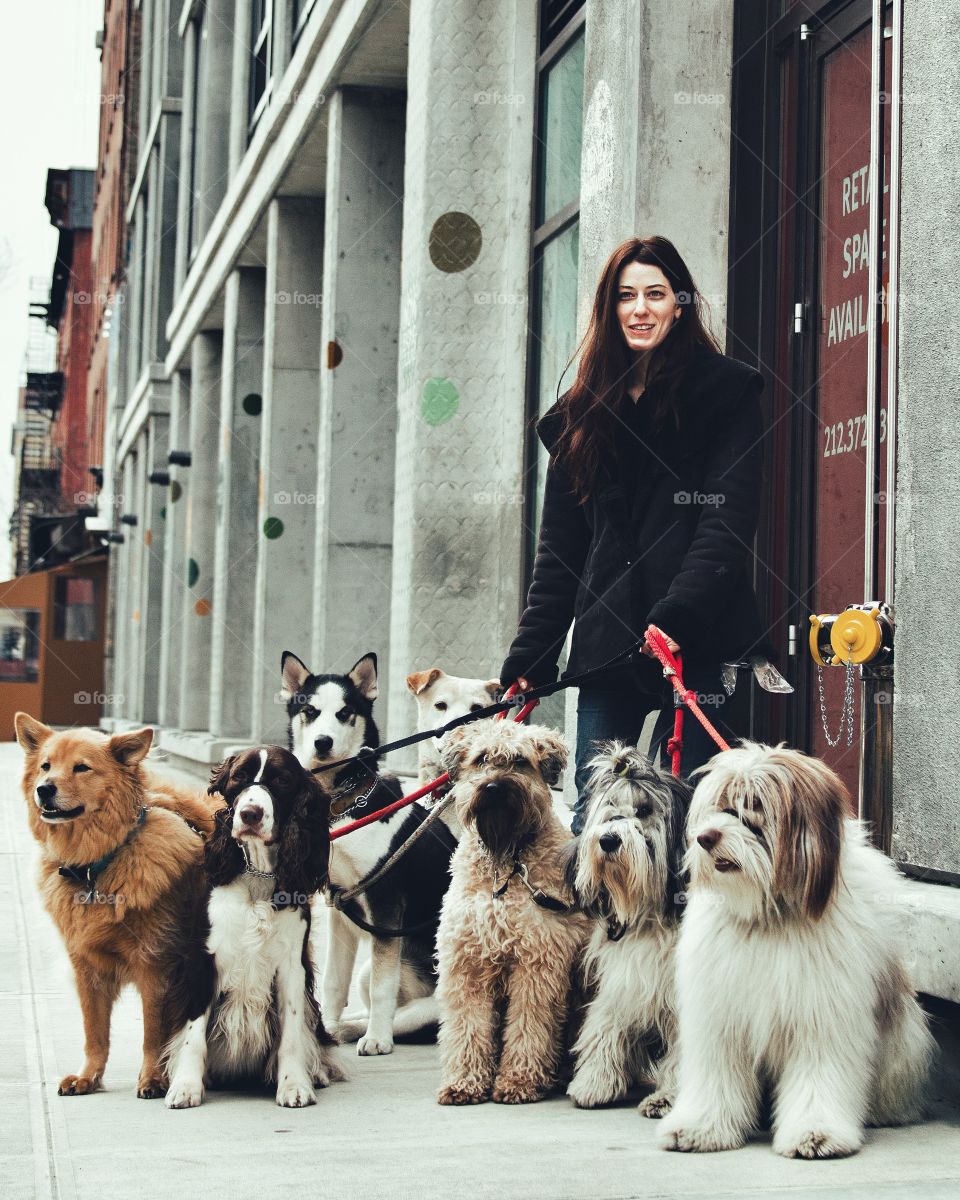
[
  {"xmin": 421, "ymin": 377, "xmax": 459, "ymax": 426},
  {"xmin": 187, "ymin": 558, "xmax": 200, "ymax": 587},
  {"xmin": 169, "ymin": 481, "xmax": 182, "ymax": 502},
  {"xmin": 242, "ymin": 392, "xmax": 262, "ymax": 416},
  {"xmin": 429, "ymin": 212, "xmax": 482, "ymax": 273},
  {"xmin": 160, "ymin": 506, "xmax": 167, "ymax": 521},
  {"xmin": 263, "ymin": 517, "xmax": 285, "ymax": 540}
]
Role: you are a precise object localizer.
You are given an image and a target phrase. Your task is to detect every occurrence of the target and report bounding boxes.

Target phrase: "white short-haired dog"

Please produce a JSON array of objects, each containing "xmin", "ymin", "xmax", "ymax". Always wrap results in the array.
[
  {"xmin": 658, "ymin": 742, "xmax": 934, "ymax": 1159},
  {"xmin": 566, "ymin": 743, "xmax": 691, "ymax": 1114},
  {"xmin": 406, "ymin": 667, "xmax": 501, "ymax": 786}
]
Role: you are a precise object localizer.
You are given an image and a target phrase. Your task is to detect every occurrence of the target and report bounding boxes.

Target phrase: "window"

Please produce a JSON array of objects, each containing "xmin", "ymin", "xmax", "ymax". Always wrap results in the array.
[
  {"xmin": 292, "ymin": 0, "xmax": 316, "ymax": 43},
  {"xmin": 0, "ymin": 609, "xmax": 41, "ymax": 682},
  {"xmin": 249, "ymin": 0, "xmax": 273, "ymax": 134},
  {"xmin": 54, "ymin": 578, "xmax": 99, "ymax": 641},
  {"xmin": 187, "ymin": 7, "xmax": 205, "ymax": 263}
]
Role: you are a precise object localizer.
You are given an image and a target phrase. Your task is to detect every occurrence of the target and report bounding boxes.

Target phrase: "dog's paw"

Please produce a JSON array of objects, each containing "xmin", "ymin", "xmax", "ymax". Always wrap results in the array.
[
  {"xmin": 57, "ymin": 1073, "xmax": 100, "ymax": 1097},
  {"xmin": 165, "ymin": 1078, "xmax": 204, "ymax": 1109},
  {"xmin": 658, "ymin": 1114, "xmax": 743, "ymax": 1152},
  {"xmin": 638, "ymin": 1091, "xmax": 674, "ymax": 1119},
  {"xmin": 276, "ymin": 1078, "xmax": 317, "ymax": 1108},
  {"xmin": 357, "ymin": 1032, "xmax": 394, "ymax": 1056},
  {"xmin": 774, "ymin": 1127, "xmax": 862, "ymax": 1160},
  {"xmin": 492, "ymin": 1078, "xmax": 547, "ymax": 1105},
  {"xmin": 437, "ymin": 1082, "xmax": 490, "ymax": 1106},
  {"xmin": 136, "ymin": 1074, "xmax": 167, "ymax": 1100},
  {"xmin": 567, "ymin": 1073, "xmax": 620, "ymax": 1109}
]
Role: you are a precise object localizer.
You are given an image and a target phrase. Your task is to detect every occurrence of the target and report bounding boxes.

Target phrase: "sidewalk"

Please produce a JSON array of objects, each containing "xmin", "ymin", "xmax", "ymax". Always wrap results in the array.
[{"xmin": 2, "ymin": 740, "xmax": 958, "ymax": 1200}]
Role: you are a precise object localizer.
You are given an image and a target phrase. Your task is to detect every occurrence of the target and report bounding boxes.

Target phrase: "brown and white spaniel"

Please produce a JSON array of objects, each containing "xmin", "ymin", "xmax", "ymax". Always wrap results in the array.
[{"xmin": 164, "ymin": 747, "xmax": 345, "ymax": 1108}]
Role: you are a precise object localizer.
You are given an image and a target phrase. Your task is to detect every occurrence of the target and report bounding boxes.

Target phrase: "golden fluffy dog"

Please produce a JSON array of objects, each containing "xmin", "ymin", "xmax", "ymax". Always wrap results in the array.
[
  {"xmin": 435, "ymin": 720, "xmax": 589, "ymax": 1105},
  {"xmin": 15, "ymin": 714, "xmax": 219, "ymax": 1098}
]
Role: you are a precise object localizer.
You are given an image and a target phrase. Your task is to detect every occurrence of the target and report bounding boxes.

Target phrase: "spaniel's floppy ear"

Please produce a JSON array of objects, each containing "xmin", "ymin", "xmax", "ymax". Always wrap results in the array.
[
  {"xmin": 14, "ymin": 713, "xmax": 53, "ymax": 755},
  {"xmin": 406, "ymin": 667, "xmax": 442, "ymax": 696},
  {"xmin": 281, "ymin": 651, "xmax": 311, "ymax": 699},
  {"xmin": 533, "ymin": 728, "xmax": 569, "ymax": 788},
  {"xmin": 439, "ymin": 725, "xmax": 472, "ymax": 781},
  {"xmin": 274, "ymin": 773, "xmax": 331, "ymax": 908},
  {"xmin": 774, "ymin": 751, "xmax": 844, "ymax": 920},
  {"xmin": 204, "ymin": 806, "xmax": 244, "ymax": 888},
  {"xmin": 207, "ymin": 755, "xmax": 235, "ymax": 798}
]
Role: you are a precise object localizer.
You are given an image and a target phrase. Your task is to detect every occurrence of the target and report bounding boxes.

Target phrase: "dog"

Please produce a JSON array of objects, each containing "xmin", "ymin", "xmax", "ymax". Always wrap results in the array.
[
  {"xmin": 565, "ymin": 742, "xmax": 690, "ymax": 1114},
  {"xmin": 435, "ymin": 719, "xmax": 589, "ymax": 1105},
  {"xmin": 405, "ymin": 667, "xmax": 501, "ymax": 787},
  {"xmin": 281, "ymin": 650, "xmax": 456, "ymax": 1054},
  {"xmin": 658, "ymin": 741, "xmax": 935, "ymax": 1159},
  {"xmin": 164, "ymin": 747, "xmax": 345, "ymax": 1108},
  {"xmin": 14, "ymin": 714, "xmax": 218, "ymax": 1098}
]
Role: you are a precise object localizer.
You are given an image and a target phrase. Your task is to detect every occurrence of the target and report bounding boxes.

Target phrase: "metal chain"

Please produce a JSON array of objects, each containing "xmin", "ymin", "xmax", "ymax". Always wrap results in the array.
[{"xmin": 816, "ymin": 659, "xmax": 857, "ymax": 748}]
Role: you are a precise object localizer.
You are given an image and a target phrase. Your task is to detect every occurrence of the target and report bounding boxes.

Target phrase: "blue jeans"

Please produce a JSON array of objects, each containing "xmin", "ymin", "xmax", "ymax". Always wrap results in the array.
[{"xmin": 571, "ymin": 665, "xmax": 733, "ymax": 835}]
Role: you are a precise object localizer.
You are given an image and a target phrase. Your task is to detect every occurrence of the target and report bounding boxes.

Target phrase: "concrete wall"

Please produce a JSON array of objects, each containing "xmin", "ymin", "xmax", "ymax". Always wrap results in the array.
[{"xmin": 891, "ymin": 1, "xmax": 960, "ymax": 876}]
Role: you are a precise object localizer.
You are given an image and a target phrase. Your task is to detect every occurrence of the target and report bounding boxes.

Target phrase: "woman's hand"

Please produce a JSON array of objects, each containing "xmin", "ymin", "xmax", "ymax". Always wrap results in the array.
[
  {"xmin": 513, "ymin": 676, "xmax": 532, "ymax": 695},
  {"xmin": 641, "ymin": 624, "xmax": 681, "ymax": 658}
]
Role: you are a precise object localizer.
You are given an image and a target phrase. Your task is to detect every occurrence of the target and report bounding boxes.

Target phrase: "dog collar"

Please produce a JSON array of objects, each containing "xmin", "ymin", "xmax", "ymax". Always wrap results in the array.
[
  {"xmin": 492, "ymin": 857, "xmax": 574, "ymax": 914},
  {"xmin": 330, "ymin": 775, "xmax": 379, "ymax": 819},
  {"xmin": 58, "ymin": 807, "xmax": 147, "ymax": 888},
  {"xmin": 240, "ymin": 841, "xmax": 275, "ymax": 879}
]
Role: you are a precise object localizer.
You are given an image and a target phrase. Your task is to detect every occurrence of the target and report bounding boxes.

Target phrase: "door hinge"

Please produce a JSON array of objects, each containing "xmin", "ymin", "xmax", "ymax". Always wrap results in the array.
[
  {"xmin": 793, "ymin": 302, "xmax": 805, "ymax": 335},
  {"xmin": 800, "ymin": 23, "xmax": 813, "ymax": 42},
  {"xmin": 788, "ymin": 624, "xmax": 798, "ymax": 656}
]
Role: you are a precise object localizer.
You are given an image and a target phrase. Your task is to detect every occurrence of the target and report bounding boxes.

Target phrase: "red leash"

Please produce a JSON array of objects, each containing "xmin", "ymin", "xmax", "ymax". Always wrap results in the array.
[
  {"xmin": 330, "ymin": 687, "xmax": 539, "ymax": 841},
  {"xmin": 643, "ymin": 625, "xmax": 730, "ymax": 777}
]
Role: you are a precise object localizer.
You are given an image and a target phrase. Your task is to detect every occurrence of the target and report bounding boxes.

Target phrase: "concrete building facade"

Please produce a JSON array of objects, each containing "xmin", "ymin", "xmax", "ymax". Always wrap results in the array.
[{"xmin": 94, "ymin": 1, "xmax": 960, "ymax": 1000}]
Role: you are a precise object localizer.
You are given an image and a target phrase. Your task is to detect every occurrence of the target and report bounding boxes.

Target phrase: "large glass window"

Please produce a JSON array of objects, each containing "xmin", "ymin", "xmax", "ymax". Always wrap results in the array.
[
  {"xmin": 54, "ymin": 578, "xmax": 99, "ymax": 642},
  {"xmin": 0, "ymin": 609, "xmax": 41, "ymax": 682},
  {"xmin": 249, "ymin": 0, "xmax": 273, "ymax": 134}
]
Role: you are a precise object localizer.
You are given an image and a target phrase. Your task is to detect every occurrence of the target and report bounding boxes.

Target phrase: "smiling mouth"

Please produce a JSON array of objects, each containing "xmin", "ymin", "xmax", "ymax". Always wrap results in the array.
[{"xmin": 37, "ymin": 803, "xmax": 85, "ymax": 822}]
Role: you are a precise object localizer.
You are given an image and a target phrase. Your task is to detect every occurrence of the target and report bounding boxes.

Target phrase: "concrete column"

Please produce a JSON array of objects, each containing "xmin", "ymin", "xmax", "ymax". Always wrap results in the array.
[
  {"xmin": 228, "ymin": 0, "xmax": 254, "ymax": 177},
  {"xmin": 312, "ymin": 89, "xmax": 404, "ymax": 675},
  {"xmin": 579, "ymin": 0, "xmax": 734, "ymax": 332},
  {"xmin": 113, "ymin": 453, "xmax": 136, "ymax": 719},
  {"xmin": 157, "ymin": 369, "xmax": 190, "ymax": 728},
  {"xmin": 251, "ymin": 198, "xmax": 324, "ymax": 740},
  {"xmin": 385, "ymin": 0, "xmax": 536, "ymax": 760},
  {"xmin": 892, "ymin": 3, "xmax": 960, "ymax": 875},
  {"xmin": 152, "ymin": 107, "xmax": 181, "ymax": 362},
  {"xmin": 195, "ymin": 0, "xmax": 235, "ymax": 246},
  {"xmin": 178, "ymin": 332, "xmax": 223, "ymax": 731},
  {"xmin": 209, "ymin": 269, "xmax": 265, "ymax": 738},
  {"xmin": 135, "ymin": 414, "xmax": 170, "ymax": 723}
]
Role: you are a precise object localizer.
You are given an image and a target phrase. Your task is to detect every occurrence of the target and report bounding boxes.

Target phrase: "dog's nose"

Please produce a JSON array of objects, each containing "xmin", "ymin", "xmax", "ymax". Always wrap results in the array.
[
  {"xmin": 239, "ymin": 805, "xmax": 264, "ymax": 827},
  {"xmin": 313, "ymin": 736, "xmax": 333, "ymax": 756},
  {"xmin": 483, "ymin": 781, "xmax": 506, "ymax": 801},
  {"xmin": 599, "ymin": 831, "xmax": 621, "ymax": 853},
  {"xmin": 697, "ymin": 829, "xmax": 721, "ymax": 851},
  {"xmin": 36, "ymin": 782, "xmax": 57, "ymax": 804}
]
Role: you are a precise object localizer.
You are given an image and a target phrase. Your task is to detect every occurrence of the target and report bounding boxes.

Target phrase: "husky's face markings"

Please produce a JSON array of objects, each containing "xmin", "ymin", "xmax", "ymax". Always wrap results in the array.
[{"xmin": 280, "ymin": 651, "xmax": 380, "ymax": 772}]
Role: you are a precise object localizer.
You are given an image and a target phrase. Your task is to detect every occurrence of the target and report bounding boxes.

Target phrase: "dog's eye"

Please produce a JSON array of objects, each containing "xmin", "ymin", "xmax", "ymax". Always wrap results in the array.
[
  {"xmin": 336, "ymin": 707, "xmax": 353, "ymax": 722},
  {"xmin": 72, "ymin": 763, "xmax": 91, "ymax": 774},
  {"xmin": 302, "ymin": 706, "xmax": 319, "ymax": 722},
  {"xmin": 434, "ymin": 701, "xmax": 448, "ymax": 711},
  {"xmin": 273, "ymin": 771, "xmax": 291, "ymax": 788},
  {"xmin": 474, "ymin": 752, "xmax": 487, "ymax": 766},
  {"xmin": 41, "ymin": 761, "xmax": 50, "ymax": 771},
  {"xmin": 636, "ymin": 803, "xmax": 653, "ymax": 819}
]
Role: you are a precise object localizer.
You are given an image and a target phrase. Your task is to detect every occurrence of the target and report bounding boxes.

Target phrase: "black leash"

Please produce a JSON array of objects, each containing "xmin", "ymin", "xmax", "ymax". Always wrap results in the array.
[{"xmin": 313, "ymin": 639, "xmax": 645, "ymax": 778}]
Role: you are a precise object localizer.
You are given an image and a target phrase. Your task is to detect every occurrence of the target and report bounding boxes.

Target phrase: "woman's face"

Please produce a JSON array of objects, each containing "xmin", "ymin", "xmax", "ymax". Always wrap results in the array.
[{"xmin": 615, "ymin": 262, "xmax": 682, "ymax": 355}]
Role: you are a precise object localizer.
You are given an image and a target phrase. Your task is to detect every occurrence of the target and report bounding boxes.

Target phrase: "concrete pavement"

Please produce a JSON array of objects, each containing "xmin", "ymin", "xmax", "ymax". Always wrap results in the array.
[{"xmin": 2, "ymin": 741, "xmax": 959, "ymax": 1200}]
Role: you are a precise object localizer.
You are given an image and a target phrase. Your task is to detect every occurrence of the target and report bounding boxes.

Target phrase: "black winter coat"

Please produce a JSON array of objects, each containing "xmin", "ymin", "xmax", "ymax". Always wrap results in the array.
[{"xmin": 500, "ymin": 349, "xmax": 774, "ymax": 693}]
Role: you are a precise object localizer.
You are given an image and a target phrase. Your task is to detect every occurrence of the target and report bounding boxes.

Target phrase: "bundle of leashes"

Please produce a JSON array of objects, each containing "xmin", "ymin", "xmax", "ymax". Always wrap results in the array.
[{"xmin": 321, "ymin": 624, "xmax": 730, "ymax": 842}]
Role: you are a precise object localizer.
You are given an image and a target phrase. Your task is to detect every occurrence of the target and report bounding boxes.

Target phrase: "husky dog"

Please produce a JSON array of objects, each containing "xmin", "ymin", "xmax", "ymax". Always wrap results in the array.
[{"xmin": 281, "ymin": 651, "xmax": 456, "ymax": 1055}]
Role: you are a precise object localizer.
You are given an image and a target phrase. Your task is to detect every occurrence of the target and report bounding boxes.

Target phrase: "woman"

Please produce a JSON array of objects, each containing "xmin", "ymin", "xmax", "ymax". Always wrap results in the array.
[{"xmin": 500, "ymin": 235, "xmax": 774, "ymax": 834}]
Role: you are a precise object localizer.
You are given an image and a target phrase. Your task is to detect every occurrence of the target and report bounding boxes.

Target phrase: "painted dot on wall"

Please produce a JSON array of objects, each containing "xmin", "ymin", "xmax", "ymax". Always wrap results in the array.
[
  {"xmin": 132, "ymin": 609, "xmax": 141, "ymax": 623},
  {"xmin": 421, "ymin": 378, "xmax": 459, "ymax": 427},
  {"xmin": 169, "ymin": 481, "xmax": 183, "ymax": 503},
  {"xmin": 187, "ymin": 558, "xmax": 200, "ymax": 587},
  {"xmin": 160, "ymin": 506, "xmax": 167, "ymax": 521},
  {"xmin": 242, "ymin": 392, "xmax": 262, "ymax": 416},
  {"xmin": 144, "ymin": 529, "xmax": 152, "ymax": 547},
  {"xmin": 195, "ymin": 598, "xmax": 212, "ymax": 617},
  {"xmin": 428, "ymin": 212, "xmax": 482, "ymax": 273},
  {"xmin": 263, "ymin": 517, "xmax": 285, "ymax": 540},
  {"xmin": 327, "ymin": 341, "xmax": 343, "ymax": 368}
]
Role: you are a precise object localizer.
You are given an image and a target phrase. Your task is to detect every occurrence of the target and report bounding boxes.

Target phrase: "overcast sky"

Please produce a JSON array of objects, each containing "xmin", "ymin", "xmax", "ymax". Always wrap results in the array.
[{"xmin": 0, "ymin": 1, "xmax": 102, "ymax": 576}]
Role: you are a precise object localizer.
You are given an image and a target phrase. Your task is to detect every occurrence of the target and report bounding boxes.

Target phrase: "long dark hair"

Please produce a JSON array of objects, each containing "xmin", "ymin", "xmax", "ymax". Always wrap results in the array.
[{"xmin": 555, "ymin": 236, "xmax": 721, "ymax": 501}]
